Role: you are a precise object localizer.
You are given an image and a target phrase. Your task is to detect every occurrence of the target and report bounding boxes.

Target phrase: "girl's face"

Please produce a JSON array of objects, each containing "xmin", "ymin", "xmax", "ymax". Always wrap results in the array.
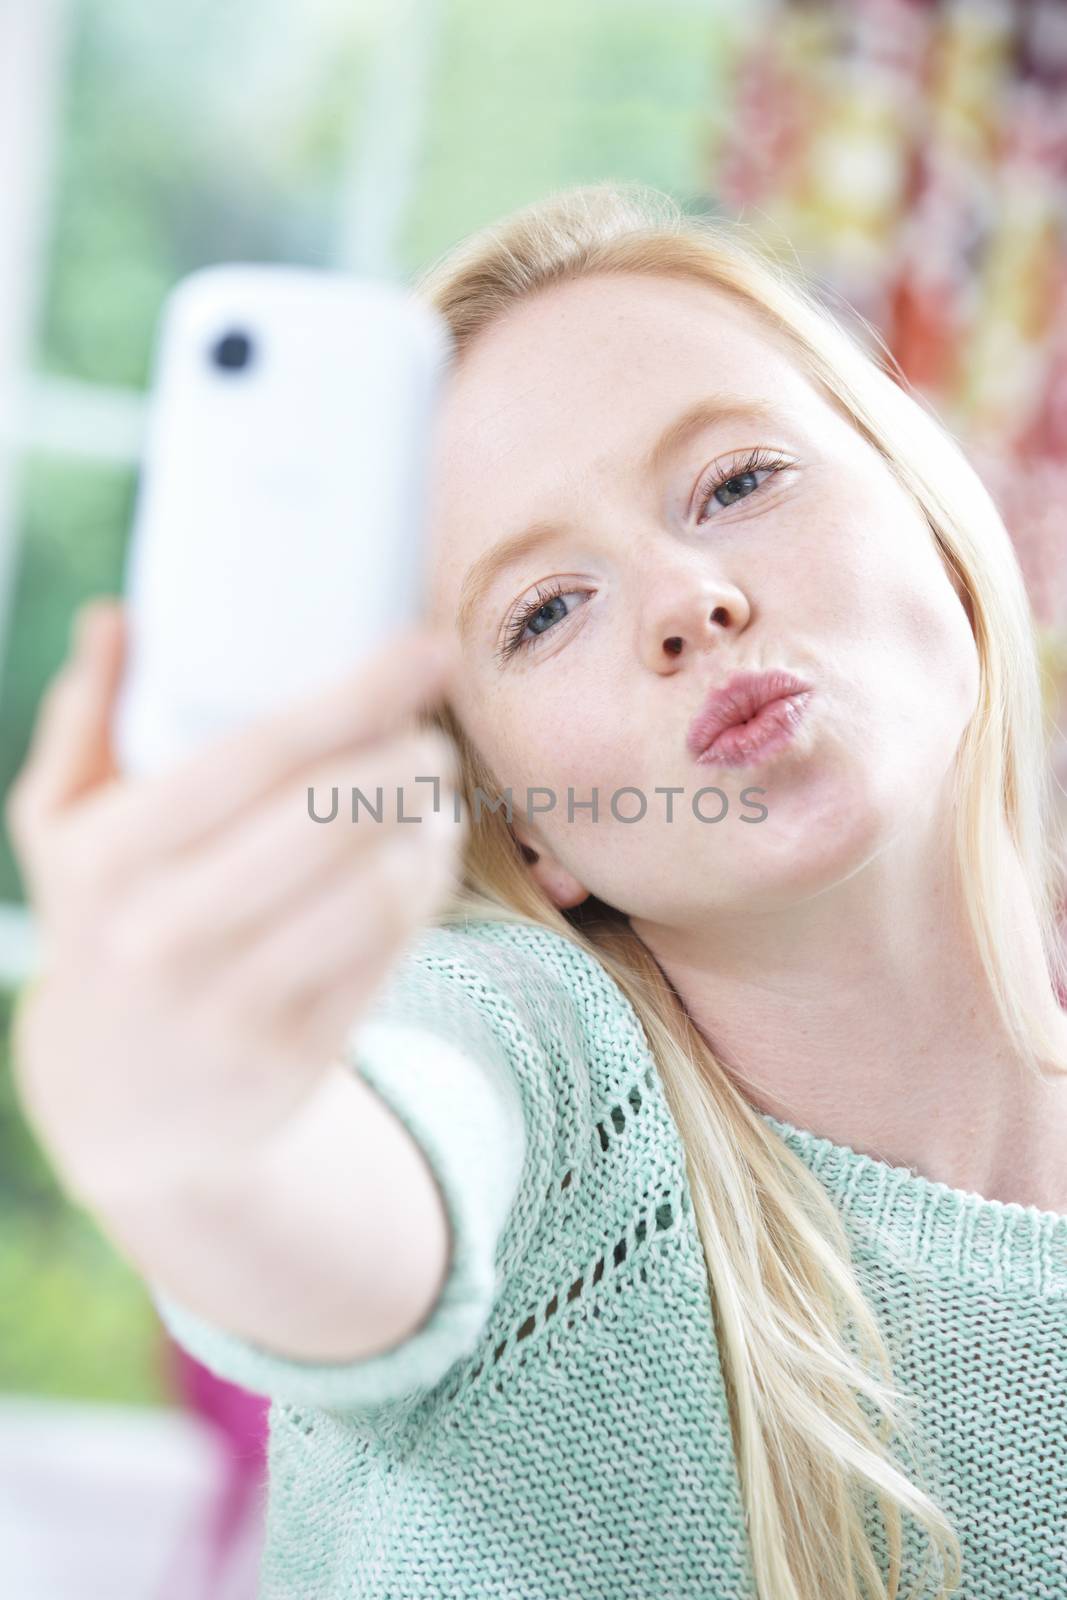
[{"xmin": 424, "ymin": 271, "xmax": 978, "ymax": 930}]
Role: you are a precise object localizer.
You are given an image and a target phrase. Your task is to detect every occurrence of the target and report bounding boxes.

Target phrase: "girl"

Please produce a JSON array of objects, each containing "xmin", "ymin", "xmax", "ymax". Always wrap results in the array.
[{"xmin": 9, "ymin": 182, "xmax": 1067, "ymax": 1600}]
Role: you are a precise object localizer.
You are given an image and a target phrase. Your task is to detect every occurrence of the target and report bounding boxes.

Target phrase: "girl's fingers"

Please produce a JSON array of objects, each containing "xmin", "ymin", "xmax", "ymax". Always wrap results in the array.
[
  {"xmin": 88, "ymin": 622, "xmax": 461, "ymax": 877},
  {"xmin": 104, "ymin": 728, "xmax": 463, "ymax": 979},
  {"xmin": 6, "ymin": 600, "xmax": 127, "ymax": 853},
  {"xmin": 220, "ymin": 808, "xmax": 460, "ymax": 1038}
]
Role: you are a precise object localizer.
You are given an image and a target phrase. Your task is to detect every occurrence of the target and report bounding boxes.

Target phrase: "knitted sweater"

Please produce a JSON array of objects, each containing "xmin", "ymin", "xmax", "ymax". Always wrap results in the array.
[{"xmin": 153, "ymin": 917, "xmax": 1067, "ymax": 1600}]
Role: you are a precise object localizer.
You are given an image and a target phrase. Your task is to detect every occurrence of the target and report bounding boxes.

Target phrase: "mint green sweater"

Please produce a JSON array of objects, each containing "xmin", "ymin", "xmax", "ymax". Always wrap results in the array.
[{"xmin": 153, "ymin": 917, "xmax": 1067, "ymax": 1599}]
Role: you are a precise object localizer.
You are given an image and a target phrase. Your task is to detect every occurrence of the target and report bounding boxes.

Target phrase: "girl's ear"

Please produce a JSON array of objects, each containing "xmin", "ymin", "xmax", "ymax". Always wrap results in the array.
[{"xmin": 511, "ymin": 830, "xmax": 591, "ymax": 910}]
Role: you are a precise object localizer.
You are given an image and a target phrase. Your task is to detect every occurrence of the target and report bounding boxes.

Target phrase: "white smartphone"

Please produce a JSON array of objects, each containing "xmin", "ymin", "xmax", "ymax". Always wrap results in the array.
[{"xmin": 112, "ymin": 264, "xmax": 454, "ymax": 776}]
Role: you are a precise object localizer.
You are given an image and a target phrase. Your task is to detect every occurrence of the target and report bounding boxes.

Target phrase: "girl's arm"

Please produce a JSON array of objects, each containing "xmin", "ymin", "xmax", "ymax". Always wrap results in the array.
[{"xmin": 76, "ymin": 1057, "xmax": 452, "ymax": 1364}]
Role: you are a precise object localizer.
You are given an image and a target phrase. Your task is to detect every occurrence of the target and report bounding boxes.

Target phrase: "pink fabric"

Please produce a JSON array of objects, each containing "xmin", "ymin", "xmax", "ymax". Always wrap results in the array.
[{"xmin": 158, "ymin": 1332, "xmax": 269, "ymax": 1598}]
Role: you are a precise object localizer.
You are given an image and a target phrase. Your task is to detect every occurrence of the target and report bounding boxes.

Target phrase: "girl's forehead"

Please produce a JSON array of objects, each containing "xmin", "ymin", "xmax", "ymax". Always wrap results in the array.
[
  {"xmin": 434, "ymin": 277, "xmax": 814, "ymax": 482},
  {"xmin": 444, "ymin": 273, "xmax": 791, "ymax": 402}
]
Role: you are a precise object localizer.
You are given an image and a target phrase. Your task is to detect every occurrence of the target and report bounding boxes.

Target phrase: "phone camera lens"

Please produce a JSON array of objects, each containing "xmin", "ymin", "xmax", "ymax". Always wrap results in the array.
[{"xmin": 210, "ymin": 330, "xmax": 254, "ymax": 372}]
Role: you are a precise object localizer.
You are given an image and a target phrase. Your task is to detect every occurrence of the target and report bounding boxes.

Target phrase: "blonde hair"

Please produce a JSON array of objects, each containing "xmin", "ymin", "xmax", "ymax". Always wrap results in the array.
[{"xmin": 408, "ymin": 181, "xmax": 1067, "ymax": 1600}]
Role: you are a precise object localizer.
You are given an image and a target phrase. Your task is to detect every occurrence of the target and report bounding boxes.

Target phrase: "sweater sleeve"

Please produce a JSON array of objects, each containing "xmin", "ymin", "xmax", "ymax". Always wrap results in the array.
[{"xmin": 150, "ymin": 921, "xmax": 578, "ymax": 1415}]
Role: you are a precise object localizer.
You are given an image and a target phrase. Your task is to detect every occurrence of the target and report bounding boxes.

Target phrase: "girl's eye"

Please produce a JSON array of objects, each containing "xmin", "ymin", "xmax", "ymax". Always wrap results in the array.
[
  {"xmin": 497, "ymin": 582, "xmax": 585, "ymax": 661},
  {"xmin": 495, "ymin": 448, "xmax": 791, "ymax": 661},
  {"xmin": 694, "ymin": 446, "xmax": 790, "ymax": 524}
]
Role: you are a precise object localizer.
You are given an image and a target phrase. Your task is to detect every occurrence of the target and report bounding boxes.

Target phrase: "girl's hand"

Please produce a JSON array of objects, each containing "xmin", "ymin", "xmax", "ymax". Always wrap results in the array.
[{"xmin": 5, "ymin": 599, "xmax": 467, "ymax": 1205}]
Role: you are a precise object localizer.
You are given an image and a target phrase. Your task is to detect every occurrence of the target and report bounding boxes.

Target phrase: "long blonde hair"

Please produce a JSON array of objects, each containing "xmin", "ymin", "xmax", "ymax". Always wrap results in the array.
[{"xmin": 408, "ymin": 181, "xmax": 1067, "ymax": 1600}]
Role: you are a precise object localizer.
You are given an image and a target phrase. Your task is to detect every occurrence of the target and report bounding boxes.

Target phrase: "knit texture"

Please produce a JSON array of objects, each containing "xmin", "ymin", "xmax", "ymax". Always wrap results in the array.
[{"xmin": 153, "ymin": 917, "xmax": 1067, "ymax": 1599}]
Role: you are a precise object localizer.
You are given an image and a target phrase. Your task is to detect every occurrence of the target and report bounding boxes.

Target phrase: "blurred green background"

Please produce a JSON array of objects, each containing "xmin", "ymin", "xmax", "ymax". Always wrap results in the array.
[{"xmin": 0, "ymin": 0, "xmax": 737, "ymax": 1403}]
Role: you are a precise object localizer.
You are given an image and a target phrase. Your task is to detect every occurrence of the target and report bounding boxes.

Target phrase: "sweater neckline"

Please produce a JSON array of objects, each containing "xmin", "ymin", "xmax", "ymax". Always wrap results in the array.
[{"xmin": 758, "ymin": 1110, "xmax": 1067, "ymax": 1296}]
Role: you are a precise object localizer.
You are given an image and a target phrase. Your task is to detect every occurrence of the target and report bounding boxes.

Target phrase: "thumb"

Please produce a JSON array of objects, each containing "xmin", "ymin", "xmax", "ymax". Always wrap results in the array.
[
  {"xmin": 71, "ymin": 597, "xmax": 125, "ymax": 671},
  {"xmin": 64, "ymin": 599, "xmax": 128, "ymax": 794},
  {"xmin": 19, "ymin": 600, "xmax": 127, "ymax": 822}
]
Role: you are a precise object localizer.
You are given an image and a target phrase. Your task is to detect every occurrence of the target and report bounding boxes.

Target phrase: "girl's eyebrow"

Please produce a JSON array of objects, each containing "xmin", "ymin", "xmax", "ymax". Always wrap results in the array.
[
  {"xmin": 456, "ymin": 394, "xmax": 784, "ymax": 642},
  {"xmin": 458, "ymin": 520, "xmax": 568, "ymax": 643},
  {"xmin": 643, "ymin": 394, "xmax": 784, "ymax": 478}
]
